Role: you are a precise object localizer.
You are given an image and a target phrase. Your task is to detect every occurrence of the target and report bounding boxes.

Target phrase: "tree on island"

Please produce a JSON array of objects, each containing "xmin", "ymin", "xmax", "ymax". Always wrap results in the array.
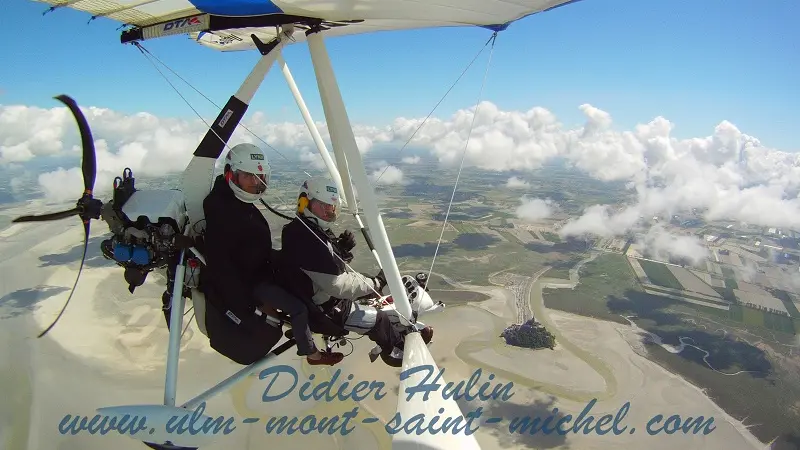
[{"xmin": 500, "ymin": 319, "xmax": 556, "ymax": 350}]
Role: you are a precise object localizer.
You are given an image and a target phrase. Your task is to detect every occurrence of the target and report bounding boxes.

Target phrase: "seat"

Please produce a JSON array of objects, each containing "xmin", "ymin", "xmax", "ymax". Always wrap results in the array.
[
  {"xmin": 190, "ymin": 288, "xmax": 285, "ymax": 338},
  {"xmin": 190, "ymin": 288, "xmax": 209, "ymax": 337},
  {"xmin": 174, "ymin": 234, "xmax": 349, "ymax": 364}
]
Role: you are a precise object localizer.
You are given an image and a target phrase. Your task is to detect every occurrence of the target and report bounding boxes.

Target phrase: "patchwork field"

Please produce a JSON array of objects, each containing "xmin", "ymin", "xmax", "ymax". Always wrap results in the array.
[
  {"xmin": 734, "ymin": 289, "xmax": 789, "ymax": 314},
  {"xmin": 667, "ymin": 265, "xmax": 722, "ymax": 298},
  {"xmin": 637, "ymin": 259, "xmax": 684, "ymax": 290},
  {"xmin": 625, "ymin": 257, "xmax": 799, "ymax": 335}
]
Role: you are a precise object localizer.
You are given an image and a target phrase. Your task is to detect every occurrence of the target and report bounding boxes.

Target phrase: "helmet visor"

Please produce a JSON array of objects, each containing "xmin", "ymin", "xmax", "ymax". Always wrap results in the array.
[{"xmin": 310, "ymin": 198, "xmax": 338, "ymax": 222}]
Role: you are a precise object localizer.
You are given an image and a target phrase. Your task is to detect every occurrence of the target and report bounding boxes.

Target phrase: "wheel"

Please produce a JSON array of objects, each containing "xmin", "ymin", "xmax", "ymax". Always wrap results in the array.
[
  {"xmin": 379, "ymin": 350, "xmax": 403, "ymax": 368},
  {"xmin": 143, "ymin": 442, "xmax": 198, "ymax": 450}
]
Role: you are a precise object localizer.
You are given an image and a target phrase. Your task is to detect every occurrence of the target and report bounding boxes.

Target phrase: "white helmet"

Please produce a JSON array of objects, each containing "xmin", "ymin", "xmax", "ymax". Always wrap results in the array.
[
  {"xmin": 297, "ymin": 178, "xmax": 341, "ymax": 228},
  {"xmin": 224, "ymin": 143, "xmax": 270, "ymax": 203}
]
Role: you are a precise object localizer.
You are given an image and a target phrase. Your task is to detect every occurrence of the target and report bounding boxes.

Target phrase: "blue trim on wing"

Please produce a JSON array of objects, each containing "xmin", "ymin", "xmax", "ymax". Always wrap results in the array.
[
  {"xmin": 480, "ymin": 23, "xmax": 510, "ymax": 32},
  {"xmin": 480, "ymin": 0, "xmax": 585, "ymax": 32},
  {"xmin": 188, "ymin": 0, "xmax": 284, "ymax": 16}
]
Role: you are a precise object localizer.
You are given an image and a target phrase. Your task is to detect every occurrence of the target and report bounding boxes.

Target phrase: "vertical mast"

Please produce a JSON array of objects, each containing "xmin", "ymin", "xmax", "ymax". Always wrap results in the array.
[
  {"xmin": 180, "ymin": 29, "xmax": 291, "ymax": 233},
  {"xmin": 304, "ymin": 24, "xmax": 482, "ymax": 450},
  {"xmin": 305, "ymin": 26, "xmax": 412, "ymax": 323},
  {"xmin": 277, "ymin": 52, "xmax": 349, "ymax": 206}
]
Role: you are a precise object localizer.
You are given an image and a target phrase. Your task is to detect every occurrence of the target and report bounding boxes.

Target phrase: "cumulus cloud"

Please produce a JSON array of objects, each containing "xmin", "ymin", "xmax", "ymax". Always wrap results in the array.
[
  {"xmin": 637, "ymin": 224, "xmax": 710, "ymax": 266},
  {"xmin": 2, "ymin": 101, "xmax": 799, "ymax": 233},
  {"xmin": 9, "ymin": 177, "xmax": 24, "ymax": 193},
  {"xmin": 369, "ymin": 163, "xmax": 405, "ymax": 186},
  {"xmin": 402, "ymin": 156, "xmax": 420, "ymax": 164},
  {"xmin": 516, "ymin": 197, "xmax": 555, "ymax": 222},
  {"xmin": 559, "ymin": 204, "xmax": 641, "ymax": 238},
  {"xmin": 506, "ymin": 176, "xmax": 530, "ymax": 189}
]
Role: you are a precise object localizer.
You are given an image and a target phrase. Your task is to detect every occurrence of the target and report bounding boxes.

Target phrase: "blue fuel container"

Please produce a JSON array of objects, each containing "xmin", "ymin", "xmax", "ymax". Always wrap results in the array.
[{"xmin": 113, "ymin": 243, "xmax": 151, "ymax": 266}]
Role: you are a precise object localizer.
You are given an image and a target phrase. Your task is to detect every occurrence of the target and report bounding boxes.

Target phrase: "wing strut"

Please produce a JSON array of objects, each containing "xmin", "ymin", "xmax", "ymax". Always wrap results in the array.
[
  {"xmin": 277, "ymin": 52, "xmax": 349, "ymax": 208},
  {"xmin": 276, "ymin": 49, "xmax": 385, "ymax": 268},
  {"xmin": 305, "ymin": 25, "xmax": 481, "ymax": 450},
  {"xmin": 174, "ymin": 27, "xmax": 294, "ymax": 234}
]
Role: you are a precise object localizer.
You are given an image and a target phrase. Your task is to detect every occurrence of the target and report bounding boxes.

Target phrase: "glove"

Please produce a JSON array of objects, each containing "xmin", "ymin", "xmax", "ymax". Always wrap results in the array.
[
  {"xmin": 341, "ymin": 249, "xmax": 354, "ymax": 264},
  {"xmin": 373, "ymin": 269, "xmax": 388, "ymax": 292},
  {"xmin": 337, "ymin": 229, "xmax": 356, "ymax": 253}
]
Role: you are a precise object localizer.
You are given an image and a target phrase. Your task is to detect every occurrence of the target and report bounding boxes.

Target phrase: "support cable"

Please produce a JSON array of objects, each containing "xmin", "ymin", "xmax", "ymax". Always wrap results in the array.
[
  {"xmin": 424, "ymin": 32, "xmax": 498, "ymax": 299},
  {"xmin": 372, "ymin": 32, "xmax": 497, "ymax": 186},
  {"xmin": 131, "ymin": 33, "xmax": 503, "ymax": 330}
]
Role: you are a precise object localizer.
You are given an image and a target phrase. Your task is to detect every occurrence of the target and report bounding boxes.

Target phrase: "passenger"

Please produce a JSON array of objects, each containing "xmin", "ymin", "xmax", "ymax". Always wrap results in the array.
[
  {"xmin": 201, "ymin": 143, "xmax": 344, "ymax": 366},
  {"xmin": 279, "ymin": 178, "xmax": 433, "ymax": 366}
]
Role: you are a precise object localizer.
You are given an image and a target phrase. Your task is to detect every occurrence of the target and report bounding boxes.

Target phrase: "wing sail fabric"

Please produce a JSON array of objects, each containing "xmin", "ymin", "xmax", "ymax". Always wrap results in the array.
[{"xmin": 34, "ymin": 0, "xmax": 585, "ymax": 50}]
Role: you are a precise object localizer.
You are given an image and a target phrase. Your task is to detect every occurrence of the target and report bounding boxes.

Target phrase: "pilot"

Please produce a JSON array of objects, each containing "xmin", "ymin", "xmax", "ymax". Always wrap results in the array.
[
  {"xmin": 278, "ymin": 178, "xmax": 433, "ymax": 367},
  {"xmin": 201, "ymin": 143, "xmax": 344, "ymax": 366}
]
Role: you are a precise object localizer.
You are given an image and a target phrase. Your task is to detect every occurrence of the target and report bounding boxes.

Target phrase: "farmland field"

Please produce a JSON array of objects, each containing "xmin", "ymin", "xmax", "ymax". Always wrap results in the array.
[
  {"xmin": 637, "ymin": 259, "xmax": 684, "ymax": 290},
  {"xmin": 667, "ymin": 265, "xmax": 721, "ymax": 298},
  {"xmin": 427, "ymin": 289, "xmax": 490, "ymax": 304},
  {"xmin": 733, "ymin": 289, "xmax": 789, "ymax": 314}
]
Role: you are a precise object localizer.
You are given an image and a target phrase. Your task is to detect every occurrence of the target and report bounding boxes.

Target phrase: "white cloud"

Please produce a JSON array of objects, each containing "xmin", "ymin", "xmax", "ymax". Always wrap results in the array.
[
  {"xmin": 559, "ymin": 204, "xmax": 641, "ymax": 238},
  {"xmin": 2, "ymin": 101, "xmax": 799, "ymax": 232},
  {"xmin": 9, "ymin": 176, "xmax": 24, "ymax": 193},
  {"xmin": 369, "ymin": 164, "xmax": 405, "ymax": 186},
  {"xmin": 637, "ymin": 224, "xmax": 710, "ymax": 266},
  {"xmin": 506, "ymin": 176, "xmax": 530, "ymax": 189},
  {"xmin": 515, "ymin": 197, "xmax": 555, "ymax": 222},
  {"xmin": 402, "ymin": 156, "xmax": 420, "ymax": 164}
]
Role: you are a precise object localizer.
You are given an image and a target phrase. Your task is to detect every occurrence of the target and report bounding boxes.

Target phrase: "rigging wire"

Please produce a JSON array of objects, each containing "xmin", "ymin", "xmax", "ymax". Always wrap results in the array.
[
  {"xmin": 131, "ymin": 36, "xmax": 500, "ymax": 332},
  {"xmin": 133, "ymin": 43, "xmax": 239, "ymax": 161},
  {"xmin": 136, "ymin": 42, "xmax": 410, "ymax": 326},
  {"xmin": 371, "ymin": 32, "xmax": 498, "ymax": 186},
  {"xmin": 134, "ymin": 42, "xmax": 313, "ymax": 179},
  {"xmin": 424, "ymin": 32, "xmax": 498, "ymax": 301}
]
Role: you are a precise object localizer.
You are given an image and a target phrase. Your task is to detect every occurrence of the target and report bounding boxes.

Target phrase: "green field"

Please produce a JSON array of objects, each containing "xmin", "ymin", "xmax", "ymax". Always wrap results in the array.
[
  {"xmin": 637, "ymin": 259, "xmax": 684, "ymax": 290},
  {"xmin": 542, "ymin": 253, "xmax": 800, "ymax": 445},
  {"xmin": 643, "ymin": 285, "xmax": 731, "ymax": 307},
  {"xmin": 770, "ymin": 289, "xmax": 800, "ymax": 318},
  {"xmin": 427, "ymin": 289, "xmax": 491, "ymax": 304},
  {"xmin": 720, "ymin": 266, "xmax": 738, "ymax": 289},
  {"xmin": 543, "ymin": 253, "xmax": 637, "ymax": 324},
  {"xmin": 742, "ymin": 306, "xmax": 765, "ymax": 326},
  {"xmin": 763, "ymin": 312, "xmax": 796, "ymax": 334},
  {"xmin": 541, "ymin": 231, "xmax": 562, "ymax": 243},
  {"xmin": 546, "ymin": 267, "xmax": 572, "ymax": 279},
  {"xmin": 728, "ymin": 304, "xmax": 744, "ymax": 321}
]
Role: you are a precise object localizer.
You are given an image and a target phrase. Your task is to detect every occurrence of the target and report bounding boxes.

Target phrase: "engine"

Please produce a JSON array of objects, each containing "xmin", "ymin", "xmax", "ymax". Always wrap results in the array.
[{"xmin": 100, "ymin": 169, "xmax": 190, "ymax": 294}]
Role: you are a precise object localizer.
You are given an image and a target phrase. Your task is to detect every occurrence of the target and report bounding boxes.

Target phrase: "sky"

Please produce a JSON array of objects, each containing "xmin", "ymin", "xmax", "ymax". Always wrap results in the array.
[
  {"xmin": 2, "ymin": 0, "xmax": 800, "ymax": 253},
  {"xmin": 2, "ymin": 0, "xmax": 798, "ymax": 149}
]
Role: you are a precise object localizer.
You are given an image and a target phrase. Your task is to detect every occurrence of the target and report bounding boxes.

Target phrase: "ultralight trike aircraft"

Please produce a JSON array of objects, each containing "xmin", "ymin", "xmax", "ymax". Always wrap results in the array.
[{"xmin": 12, "ymin": 1, "xmax": 586, "ymax": 449}]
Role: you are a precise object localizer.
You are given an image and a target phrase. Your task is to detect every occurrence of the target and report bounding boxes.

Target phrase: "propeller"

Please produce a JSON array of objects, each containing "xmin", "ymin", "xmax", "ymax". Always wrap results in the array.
[{"xmin": 12, "ymin": 95, "xmax": 104, "ymax": 338}]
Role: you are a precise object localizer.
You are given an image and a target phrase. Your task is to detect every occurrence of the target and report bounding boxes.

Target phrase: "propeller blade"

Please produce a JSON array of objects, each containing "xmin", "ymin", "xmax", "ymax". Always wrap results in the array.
[
  {"xmin": 12, "ymin": 207, "xmax": 79, "ymax": 223},
  {"xmin": 54, "ymin": 94, "xmax": 96, "ymax": 194},
  {"xmin": 37, "ymin": 219, "xmax": 90, "ymax": 338}
]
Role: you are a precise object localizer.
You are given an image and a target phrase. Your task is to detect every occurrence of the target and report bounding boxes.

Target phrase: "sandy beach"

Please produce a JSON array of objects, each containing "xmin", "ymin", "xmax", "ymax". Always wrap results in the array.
[{"xmin": 0, "ymin": 217, "xmax": 769, "ymax": 450}]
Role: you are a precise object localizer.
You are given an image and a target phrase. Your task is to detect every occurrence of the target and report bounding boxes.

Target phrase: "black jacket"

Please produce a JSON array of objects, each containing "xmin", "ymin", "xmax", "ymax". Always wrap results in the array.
[
  {"xmin": 200, "ymin": 174, "xmax": 275, "ymax": 326},
  {"xmin": 280, "ymin": 216, "xmax": 379, "ymax": 308}
]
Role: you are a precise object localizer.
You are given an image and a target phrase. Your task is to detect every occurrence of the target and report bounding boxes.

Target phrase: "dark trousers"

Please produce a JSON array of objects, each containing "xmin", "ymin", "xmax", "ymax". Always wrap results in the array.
[
  {"xmin": 328, "ymin": 299, "xmax": 404, "ymax": 353},
  {"xmin": 368, "ymin": 312, "xmax": 404, "ymax": 354},
  {"xmin": 253, "ymin": 282, "xmax": 317, "ymax": 356}
]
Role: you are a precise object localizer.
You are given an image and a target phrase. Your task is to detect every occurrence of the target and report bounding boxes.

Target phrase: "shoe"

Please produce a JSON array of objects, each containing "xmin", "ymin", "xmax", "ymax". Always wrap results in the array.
[
  {"xmin": 421, "ymin": 326, "xmax": 433, "ymax": 344},
  {"xmin": 307, "ymin": 351, "xmax": 344, "ymax": 366}
]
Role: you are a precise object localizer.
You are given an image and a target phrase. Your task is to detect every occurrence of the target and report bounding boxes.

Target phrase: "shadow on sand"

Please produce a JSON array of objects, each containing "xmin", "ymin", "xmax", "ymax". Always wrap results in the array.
[
  {"xmin": 38, "ymin": 235, "xmax": 114, "ymax": 269},
  {"xmin": 453, "ymin": 395, "xmax": 570, "ymax": 449},
  {"xmin": 0, "ymin": 285, "xmax": 71, "ymax": 319}
]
